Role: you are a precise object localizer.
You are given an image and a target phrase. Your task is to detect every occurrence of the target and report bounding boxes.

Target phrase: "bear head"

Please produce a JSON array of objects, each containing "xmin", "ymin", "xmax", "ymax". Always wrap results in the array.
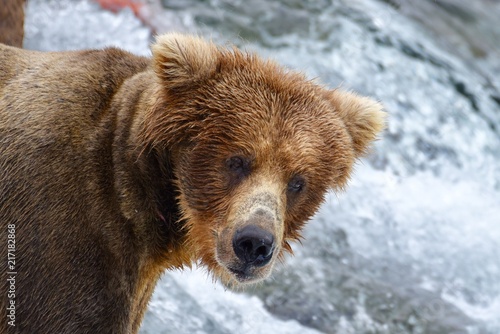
[{"xmin": 141, "ymin": 34, "xmax": 385, "ymax": 286}]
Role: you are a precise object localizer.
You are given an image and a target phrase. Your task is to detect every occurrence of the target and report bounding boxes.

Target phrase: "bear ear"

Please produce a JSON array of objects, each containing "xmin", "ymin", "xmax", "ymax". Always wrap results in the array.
[
  {"xmin": 326, "ymin": 90, "xmax": 386, "ymax": 157},
  {"xmin": 151, "ymin": 33, "xmax": 219, "ymax": 90}
]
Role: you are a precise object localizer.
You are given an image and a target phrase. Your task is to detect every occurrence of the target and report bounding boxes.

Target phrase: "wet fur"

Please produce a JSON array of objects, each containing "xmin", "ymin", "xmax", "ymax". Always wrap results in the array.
[
  {"xmin": 0, "ymin": 34, "xmax": 385, "ymax": 332},
  {"xmin": 0, "ymin": 0, "xmax": 25, "ymax": 48}
]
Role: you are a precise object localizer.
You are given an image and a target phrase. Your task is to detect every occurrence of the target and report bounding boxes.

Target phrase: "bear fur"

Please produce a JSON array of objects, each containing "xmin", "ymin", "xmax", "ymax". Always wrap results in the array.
[
  {"xmin": 0, "ymin": 0, "xmax": 25, "ymax": 47},
  {"xmin": 0, "ymin": 34, "xmax": 385, "ymax": 333}
]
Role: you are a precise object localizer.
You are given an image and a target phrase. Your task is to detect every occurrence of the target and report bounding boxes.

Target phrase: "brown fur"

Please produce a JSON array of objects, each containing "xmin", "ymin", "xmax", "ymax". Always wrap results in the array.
[
  {"xmin": 0, "ymin": 0, "xmax": 25, "ymax": 47},
  {"xmin": 0, "ymin": 34, "xmax": 385, "ymax": 333}
]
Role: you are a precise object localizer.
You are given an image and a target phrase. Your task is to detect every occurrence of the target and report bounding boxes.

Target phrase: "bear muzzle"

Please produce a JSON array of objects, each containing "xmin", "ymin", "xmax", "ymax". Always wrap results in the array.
[
  {"xmin": 220, "ymin": 196, "xmax": 282, "ymax": 283},
  {"xmin": 228, "ymin": 223, "xmax": 275, "ymax": 282},
  {"xmin": 233, "ymin": 224, "xmax": 275, "ymax": 267}
]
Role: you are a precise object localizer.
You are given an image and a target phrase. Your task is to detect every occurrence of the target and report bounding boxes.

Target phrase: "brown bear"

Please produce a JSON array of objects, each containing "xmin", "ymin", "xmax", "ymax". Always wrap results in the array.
[{"xmin": 0, "ymin": 33, "xmax": 385, "ymax": 333}]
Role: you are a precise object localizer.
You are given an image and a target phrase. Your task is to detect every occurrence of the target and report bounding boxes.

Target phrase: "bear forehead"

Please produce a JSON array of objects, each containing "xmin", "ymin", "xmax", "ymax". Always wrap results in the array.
[
  {"xmin": 176, "ymin": 61, "xmax": 352, "ymax": 173},
  {"xmin": 201, "ymin": 56, "xmax": 322, "ymax": 115},
  {"xmin": 185, "ymin": 61, "xmax": 341, "ymax": 136}
]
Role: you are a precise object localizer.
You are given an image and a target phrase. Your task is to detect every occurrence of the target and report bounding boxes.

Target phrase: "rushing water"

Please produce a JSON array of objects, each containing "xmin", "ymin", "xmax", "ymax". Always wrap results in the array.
[{"xmin": 24, "ymin": 0, "xmax": 500, "ymax": 333}]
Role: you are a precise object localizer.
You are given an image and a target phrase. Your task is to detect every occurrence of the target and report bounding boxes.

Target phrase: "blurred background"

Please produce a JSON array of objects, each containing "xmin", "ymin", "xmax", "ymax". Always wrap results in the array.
[{"xmin": 23, "ymin": 0, "xmax": 500, "ymax": 333}]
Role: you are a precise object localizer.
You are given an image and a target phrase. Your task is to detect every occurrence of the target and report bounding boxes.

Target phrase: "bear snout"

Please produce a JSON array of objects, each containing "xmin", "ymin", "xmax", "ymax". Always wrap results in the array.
[
  {"xmin": 219, "ymin": 202, "xmax": 282, "ymax": 283},
  {"xmin": 232, "ymin": 224, "xmax": 275, "ymax": 267}
]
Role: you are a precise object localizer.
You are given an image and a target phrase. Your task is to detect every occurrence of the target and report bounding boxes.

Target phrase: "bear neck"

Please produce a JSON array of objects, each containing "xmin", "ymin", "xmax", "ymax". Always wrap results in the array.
[{"xmin": 111, "ymin": 70, "xmax": 191, "ymax": 270}]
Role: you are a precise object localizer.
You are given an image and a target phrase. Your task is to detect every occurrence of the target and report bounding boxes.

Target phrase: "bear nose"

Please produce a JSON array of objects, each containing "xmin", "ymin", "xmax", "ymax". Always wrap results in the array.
[{"xmin": 233, "ymin": 225, "xmax": 275, "ymax": 267}]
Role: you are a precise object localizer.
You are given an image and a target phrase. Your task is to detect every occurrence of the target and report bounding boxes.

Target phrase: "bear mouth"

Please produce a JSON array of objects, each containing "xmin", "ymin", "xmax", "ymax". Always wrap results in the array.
[
  {"xmin": 227, "ymin": 265, "xmax": 257, "ymax": 283},
  {"xmin": 226, "ymin": 252, "xmax": 275, "ymax": 283}
]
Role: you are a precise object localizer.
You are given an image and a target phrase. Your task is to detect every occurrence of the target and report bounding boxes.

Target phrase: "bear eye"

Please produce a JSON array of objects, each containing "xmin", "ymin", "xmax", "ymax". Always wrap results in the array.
[
  {"xmin": 226, "ymin": 156, "xmax": 251, "ymax": 180},
  {"xmin": 288, "ymin": 175, "xmax": 306, "ymax": 193}
]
